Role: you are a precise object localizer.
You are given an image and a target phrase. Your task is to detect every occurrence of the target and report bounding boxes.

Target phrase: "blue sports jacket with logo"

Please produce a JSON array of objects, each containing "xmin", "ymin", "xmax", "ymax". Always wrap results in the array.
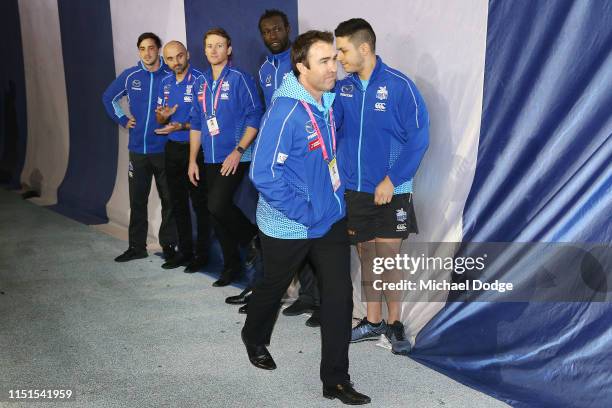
[
  {"xmin": 190, "ymin": 64, "xmax": 263, "ymax": 164},
  {"xmin": 258, "ymin": 48, "xmax": 292, "ymax": 108},
  {"xmin": 102, "ymin": 59, "xmax": 172, "ymax": 154},
  {"xmin": 250, "ymin": 72, "xmax": 345, "ymax": 239},
  {"xmin": 157, "ymin": 66, "xmax": 203, "ymax": 143},
  {"xmin": 334, "ymin": 56, "xmax": 429, "ymax": 194}
]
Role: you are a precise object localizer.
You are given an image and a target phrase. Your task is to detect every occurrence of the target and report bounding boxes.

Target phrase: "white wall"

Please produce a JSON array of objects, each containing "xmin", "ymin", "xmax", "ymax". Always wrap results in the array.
[
  {"xmin": 105, "ymin": 0, "xmax": 187, "ymax": 246},
  {"xmin": 299, "ymin": 0, "xmax": 489, "ymax": 340},
  {"xmin": 18, "ymin": 0, "xmax": 70, "ymax": 205}
]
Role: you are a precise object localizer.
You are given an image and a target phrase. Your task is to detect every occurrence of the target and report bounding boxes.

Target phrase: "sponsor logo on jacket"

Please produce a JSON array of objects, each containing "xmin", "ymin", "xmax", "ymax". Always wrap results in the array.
[{"xmin": 340, "ymin": 84, "xmax": 354, "ymax": 98}]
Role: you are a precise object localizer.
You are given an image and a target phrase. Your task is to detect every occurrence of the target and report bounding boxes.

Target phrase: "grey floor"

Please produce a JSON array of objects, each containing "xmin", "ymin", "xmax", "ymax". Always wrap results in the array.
[{"xmin": 0, "ymin": 189, "xmax": 507, "ymax": 408}]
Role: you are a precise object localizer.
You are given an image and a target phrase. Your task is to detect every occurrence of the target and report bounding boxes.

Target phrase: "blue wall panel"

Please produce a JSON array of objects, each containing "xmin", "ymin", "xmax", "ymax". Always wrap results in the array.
[
  {"xmin": 412, "ymin": 1, "xmax": 612, "ymax": 406},
  {"xmin": 0, "ymin": 0, "xmax": 27, "ymax": 189},
  {"xmin": 54, "ymin": 0, "xmax": 118, "ymax": 224},
  {"xmin": 184, "ymin": 0, "xmax": 298, "ymax": 82}
]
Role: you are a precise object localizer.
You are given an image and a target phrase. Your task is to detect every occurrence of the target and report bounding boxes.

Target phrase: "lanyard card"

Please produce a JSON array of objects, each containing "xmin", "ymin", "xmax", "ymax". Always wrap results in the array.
[
  {"xmin": 206, "ymin": 116, "xmax": 220, "ymax": 136},
  {"xmin": 328, "ymin": 157, "xmax": 341, "ymax": 192}
]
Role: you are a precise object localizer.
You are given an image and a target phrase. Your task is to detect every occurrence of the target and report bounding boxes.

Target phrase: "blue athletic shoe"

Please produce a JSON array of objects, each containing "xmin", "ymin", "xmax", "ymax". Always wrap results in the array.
[
  {"xmin": 386, "ymin": 321, "xmax": 412, "ymax": 355},
  {"xmin": 350, "ymin": 318, "xmax": 387, "ymax": 343},
  {"xmin": 385, "ymin": 321, "xmax": 406, "ymax": 343}
]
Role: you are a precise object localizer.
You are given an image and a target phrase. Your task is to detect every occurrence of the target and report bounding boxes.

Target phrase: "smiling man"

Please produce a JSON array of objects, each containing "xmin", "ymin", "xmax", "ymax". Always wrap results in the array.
[
  {"xmin": 225, "ymin": 9, "xmax": 322, "ymax": 325},
  {"xmin": 102, "ymin": 32, "xmax": 177, "ymax": 263},
  {"xmin": 243, "ymin": 30, "xmax": 370, "ymax": 405}
]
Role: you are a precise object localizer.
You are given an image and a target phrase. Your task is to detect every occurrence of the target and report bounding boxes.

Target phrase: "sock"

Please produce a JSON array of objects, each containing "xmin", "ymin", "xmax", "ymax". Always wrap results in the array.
[{"xmin": 367, "ymin": 319, "xmax": 383, "ymax": 327}]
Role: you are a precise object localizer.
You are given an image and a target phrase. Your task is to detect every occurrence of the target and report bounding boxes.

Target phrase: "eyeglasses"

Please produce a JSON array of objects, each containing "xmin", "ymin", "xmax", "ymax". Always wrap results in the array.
[{"xmin": 261, "ymin": 26, "xmax": 284, "ymax": 37}]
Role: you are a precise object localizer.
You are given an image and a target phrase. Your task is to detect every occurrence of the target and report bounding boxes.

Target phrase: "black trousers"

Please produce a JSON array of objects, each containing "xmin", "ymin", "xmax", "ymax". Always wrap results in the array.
[
  {"xmin": 205, "ymin": 162, "xmax": 257, "ymax": 268},
  {"xmin": 165, "ymin": 141, "xmax": 210, "ymax": 256},
  {"xmin": 128, "ymin": 151, "xmax": 177, "ymax": 249},
  {"xmin": 243, "ymin": 219, "xmax": 352, "ymax": 386},
  {"xmin": 297, "ymin": 262, "xmax": 320, "ymax": 306}
]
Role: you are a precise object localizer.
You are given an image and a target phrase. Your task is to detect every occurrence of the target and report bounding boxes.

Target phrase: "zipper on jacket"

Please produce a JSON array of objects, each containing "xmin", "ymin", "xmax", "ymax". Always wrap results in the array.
[
  {"xmin": 357, "ymin": 88, "xmax": 366, "ymax": 191},
  {"xmin": 143, "ymin": 72, "xmax": 154, "ymax": 154},
  {"xmin": 210, "ymin": 81, "xmax": 215, "ymax": 162}
]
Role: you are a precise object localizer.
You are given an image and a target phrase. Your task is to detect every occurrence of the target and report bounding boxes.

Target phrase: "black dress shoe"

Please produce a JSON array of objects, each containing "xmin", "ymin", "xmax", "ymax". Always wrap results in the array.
[
  {"xmin": 212, "ymin": 266, "xmax": 240, "ymax": 287},
  {"xmin": 241, "ymin": 330, "xmax": 276, "ymax": 370},
  {"xmin": 282, "ymin": 299, "xmax": 313, "ymax": 316},
  {"xmin": 184, "ymin": 255, "xmax": 208, "ymax": 273},
  {"xmin": 238, "ymin": 303, "xmax": 248, "ymax": 314},
  {"xmin": 114, "ymin": 247, "xmax": 148, "ymax": 262},
  {"xmin": 305, "ymin": 308, "xmax": 320, "ymax": 327},
  {"xmin": 225, "ymin": 287, "xmax": 252, "ymax": 304},
  {"xmin": 213, "ymin": 277, "xmax": 232, "ymax": 287},
  {"xmin": 161, "ymin": 254, "xmax": 192, "ymax": 269},
  {"xmin": 323, "ymin": 383, "xmax": 371, "ymax": 405}
]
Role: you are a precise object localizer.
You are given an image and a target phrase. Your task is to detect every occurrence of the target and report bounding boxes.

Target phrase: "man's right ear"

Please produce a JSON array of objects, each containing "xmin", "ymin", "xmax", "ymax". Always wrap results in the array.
[{"xmin": 296, "ymin": 62, "xmax": 307, "ymax": 75}]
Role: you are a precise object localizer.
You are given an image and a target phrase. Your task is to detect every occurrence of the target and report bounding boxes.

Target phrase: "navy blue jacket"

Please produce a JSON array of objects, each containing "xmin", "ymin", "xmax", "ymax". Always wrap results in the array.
[
  {"xmin": 334, "ymin": 56, "xmax": 429, "ymax": 194},
  {"xmin": 190, "ymin": 64, "xmax": 263, "ymax": 163},
  {"xmin": 102, "ymin": 59, "xmax": 172, "ymax": 154},
  {"xmin": 251, "ymin": 72, "xmax": 344, "ymax": 239}
]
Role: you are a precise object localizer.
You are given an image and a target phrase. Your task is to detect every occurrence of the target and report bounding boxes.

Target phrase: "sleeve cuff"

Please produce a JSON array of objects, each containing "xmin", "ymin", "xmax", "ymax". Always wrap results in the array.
[{"xmin": 387, "ymin": 172, "xmax": 402, "ymax": 188}]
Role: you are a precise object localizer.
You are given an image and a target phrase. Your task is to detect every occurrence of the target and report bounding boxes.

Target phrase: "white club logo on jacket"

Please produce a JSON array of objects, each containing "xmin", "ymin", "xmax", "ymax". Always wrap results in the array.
[{"xmin": 376, "ymin": 85, "xmax": 388, "ymax": 100}]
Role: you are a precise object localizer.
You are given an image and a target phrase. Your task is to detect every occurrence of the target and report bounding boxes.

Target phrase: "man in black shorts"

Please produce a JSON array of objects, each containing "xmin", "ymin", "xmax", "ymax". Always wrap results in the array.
[{"xmin": 333, "ymin": 18, "xmax": 429, "ymax": 345}]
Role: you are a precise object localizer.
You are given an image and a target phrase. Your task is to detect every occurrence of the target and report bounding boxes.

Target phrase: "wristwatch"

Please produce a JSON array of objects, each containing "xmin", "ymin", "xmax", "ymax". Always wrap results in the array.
[{"xmin": 236, "ymin": 146, "xmax": 245, "ymax": 154}]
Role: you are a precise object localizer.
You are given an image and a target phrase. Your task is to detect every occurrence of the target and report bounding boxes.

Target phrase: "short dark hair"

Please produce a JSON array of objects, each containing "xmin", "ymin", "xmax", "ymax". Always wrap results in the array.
[
  {"xmin": 291, "ymin": 30, "xmax": 334, "ymax": 77},
  {"xmin": 137, "ymin": 32, "xmax": 161, "ymax": 49},
  {"xmin": 334, "ymin": 18, "xmax": 376, "ymax": 53},
  {"xmin": 258, "ymin": 9, "xmax": 289, "ymax": 32},
  {"xmin": 204, "ymin": 27, "xmax": 232, "ymax": 48}
]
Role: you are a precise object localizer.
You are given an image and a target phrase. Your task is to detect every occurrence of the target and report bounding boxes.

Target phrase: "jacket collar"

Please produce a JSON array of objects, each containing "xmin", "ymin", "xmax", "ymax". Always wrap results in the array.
[
  {"xmin": 138, "ymin": 57, "xmax": 167, "ymax": 74},
  {"xmin": 347, "ymin": 55, "xmax": 386, "ymax": 89},
  {"xmin": 266, "ymin": 47, "xmax": 291, "ymax": 66},
  {"xmin": 204, "ymin": 63, "xmax": 230, "ymax": 87},
  {"xmin": 274, "ymin": 72, "xmax": 335, "ymax": 115}
]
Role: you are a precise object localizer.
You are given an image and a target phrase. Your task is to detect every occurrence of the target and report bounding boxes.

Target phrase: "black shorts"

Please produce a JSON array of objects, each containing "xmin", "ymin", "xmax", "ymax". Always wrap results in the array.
[{"xmin": 345, "ymin": 190, "xmax": 418, "ymax": 244}]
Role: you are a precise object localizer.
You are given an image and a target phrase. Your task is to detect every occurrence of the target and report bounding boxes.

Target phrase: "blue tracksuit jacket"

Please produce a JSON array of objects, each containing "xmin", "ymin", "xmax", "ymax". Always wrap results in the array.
[
  {"xmin": 102, "ymin": 59, "xmax": 172, "ymax": 154},
  {"xmin": 258, "ymin": 48, "xmax": 292, "ymax": 108},
  {"xmin": 250, "ymin": 72, "xmax": 345, "ymax": 239},
  {"xmin": 157, "ymin": 66, "xmax": 203, "ymax": 143},
  {"xmin": 189, "ymin": 64, "xmax": 263, "ymax": 163},
  {"xmin": 334, "ymin": 56, "xmax": 429, "ymax": 194}
]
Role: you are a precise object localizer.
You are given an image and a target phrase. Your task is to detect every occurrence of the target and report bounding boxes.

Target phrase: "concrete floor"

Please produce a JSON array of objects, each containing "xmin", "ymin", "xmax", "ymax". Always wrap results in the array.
[{"xmin": 0, "ymin": 188, "xmax": 508, "ymax": 407}]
